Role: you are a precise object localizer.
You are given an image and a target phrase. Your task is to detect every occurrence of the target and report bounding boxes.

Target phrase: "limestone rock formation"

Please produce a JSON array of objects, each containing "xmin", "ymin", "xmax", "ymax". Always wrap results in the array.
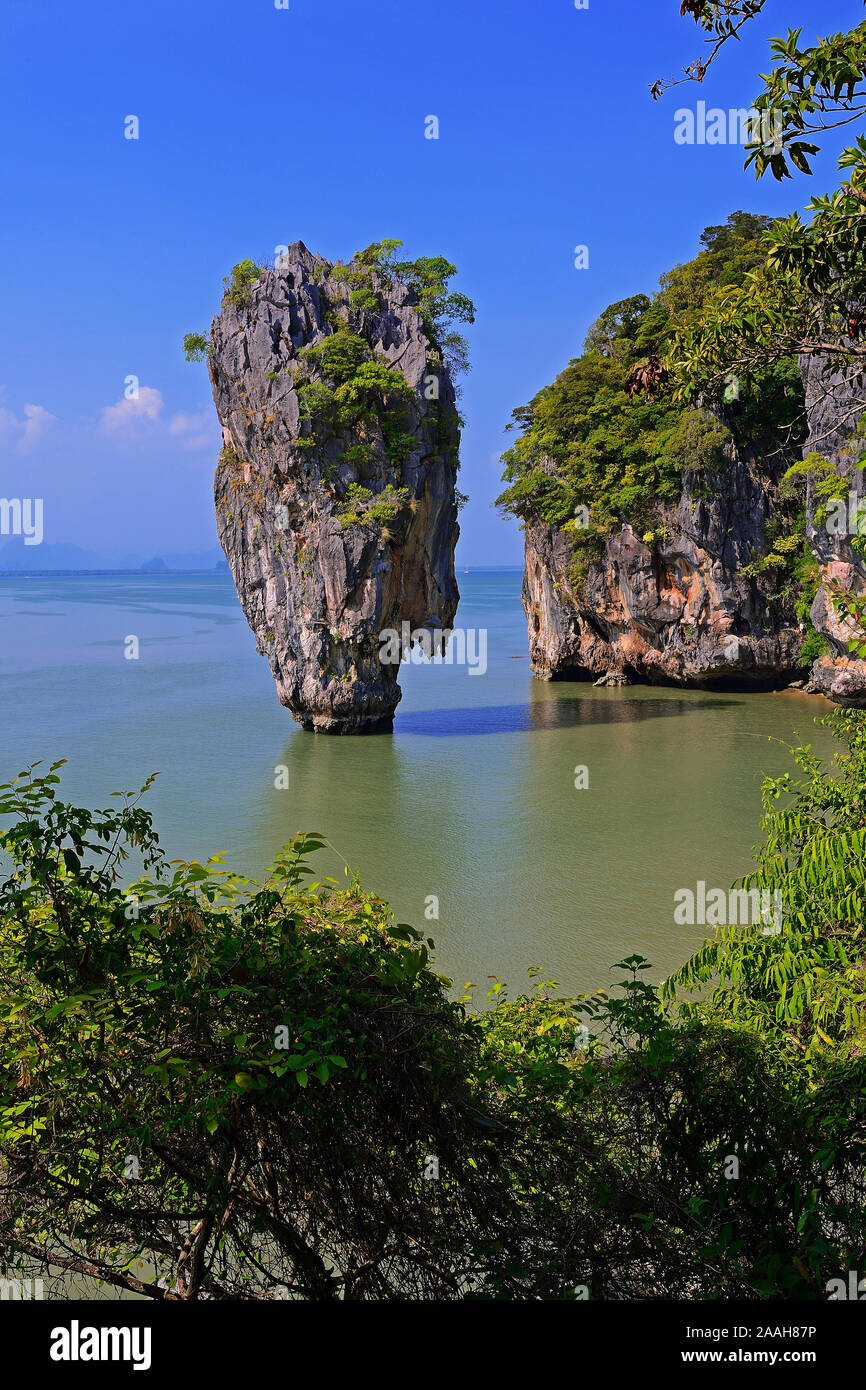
[
  {"xmin": 800, "ymin": 353, "xmax": 866, "ymax": 707},
  {"xmin": 521, "ymin": 446, "xmax": 804, "ymax": 688},
  {"xmin": 208, "ymin": 243, "xmax": 461, "ymax": 731}
]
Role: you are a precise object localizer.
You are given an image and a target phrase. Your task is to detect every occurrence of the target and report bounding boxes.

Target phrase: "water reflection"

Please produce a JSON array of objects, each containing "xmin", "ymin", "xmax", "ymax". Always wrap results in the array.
[
  {"xmin": 396, "ymin": 693, "xmax": 738, "ymax": 736},
  {"xmin": 0, "ymin": 570, "xmax": 835, "ymax": 1004}
]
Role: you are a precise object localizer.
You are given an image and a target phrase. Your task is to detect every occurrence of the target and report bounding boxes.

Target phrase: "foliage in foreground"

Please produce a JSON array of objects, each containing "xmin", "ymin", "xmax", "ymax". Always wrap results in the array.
[{"xmin": 0, "ymin": 716, "xmax": 864, "ymax": 1299}]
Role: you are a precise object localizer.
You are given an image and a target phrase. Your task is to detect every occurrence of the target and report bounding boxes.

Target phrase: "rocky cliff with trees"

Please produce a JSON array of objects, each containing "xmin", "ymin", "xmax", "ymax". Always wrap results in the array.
[
  {"xmin": 497, "ymin": 214, "xmax": 815, "ymax": 691},
  {"xmin": 499, "ymin": 5, "xmax": 866, "ymax": 706},
  {"xmin": 187, "ymin": 240, "xmax": 472, "ymax": 732},
  {"xmin": 499, "ymin": 202, "xmax": 866, "ymax": 702}
]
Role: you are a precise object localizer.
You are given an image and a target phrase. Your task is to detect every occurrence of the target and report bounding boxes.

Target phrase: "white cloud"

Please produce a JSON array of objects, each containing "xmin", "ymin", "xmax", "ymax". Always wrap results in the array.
[
  {"xmin": 167, "ymin": 410, "xmax": 216, "ymax": 452},
  {"xmin": 0, "ymin": 400, "xmax": 56, "ymax": 451},
  {"xmin": 100, "ymin": 386, "xmax": 165, "ymax": 435},
  {"xmin": 98, "ymin": 389, "xmax": 215, "ymax": 453}
]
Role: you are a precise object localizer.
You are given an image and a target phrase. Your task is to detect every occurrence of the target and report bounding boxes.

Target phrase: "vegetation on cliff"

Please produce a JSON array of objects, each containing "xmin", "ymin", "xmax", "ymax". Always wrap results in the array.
[
  {"xmin": 190, "ymin": 242, "xmax": 472, "ymax": 526},
  {"xmin": 660, "ymin": 4, "xmax": 866, "ymax": 658},
  {"xmin": 498, "ymin": 7, "xmax": 866, "ymax": 668},
  {"xmin": 496, "ymin": 212, "xmax": 805, "ymax": 595},
  {"xmin": 335, "ymin": 239, "xmax": 475, "ymax": 376},
  {"xmin": 202, "ymin": 240, "xmax": 468, "ymax": 731},
  {"xmin": 293, "ymin": 241, "xmax": 472, "ymax": 494},
  {"xmin": 1, "ymin": 716, "xmax": 864, "ymax": 1298},
  {"xmin": 660, "ymin": 18, "xmax": 866, "ymax": 458}
]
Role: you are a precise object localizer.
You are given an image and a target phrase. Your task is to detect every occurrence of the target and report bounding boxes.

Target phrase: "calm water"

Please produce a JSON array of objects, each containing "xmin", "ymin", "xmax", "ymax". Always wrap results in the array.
[{"xmin": 0, "ymin": 570, "xmax": 836, "ymax": 996}]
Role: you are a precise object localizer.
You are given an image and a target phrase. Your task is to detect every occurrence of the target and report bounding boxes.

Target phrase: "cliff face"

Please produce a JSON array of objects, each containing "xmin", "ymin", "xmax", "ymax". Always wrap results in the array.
[
  {"xmin": 208, "ymin": 243, "xmax": 460, "ymax": 732},
  {"xmin": 522, "ymin": 447, "xmax": 804, "ymax": 688},
  {"xmin": 800, "ymin": 354, "xmax": 866, "ymax": 706},
  {"xmin": 502, "ymin": 214, "xmax": 866, "ymax": 698}
]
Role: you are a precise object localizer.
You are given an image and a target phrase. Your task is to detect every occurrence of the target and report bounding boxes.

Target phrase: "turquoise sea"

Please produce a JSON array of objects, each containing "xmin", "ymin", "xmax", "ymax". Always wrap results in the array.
[{"xmin": 0, "ymin": 569, "xmax": 836, "ymax": 996}]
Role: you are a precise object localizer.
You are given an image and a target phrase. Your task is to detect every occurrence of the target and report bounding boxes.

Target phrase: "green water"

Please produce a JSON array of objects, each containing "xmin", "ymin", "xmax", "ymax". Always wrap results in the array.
[{"xmin": 0, "ymin": 570, "xmax": 835, "ymax": 996}]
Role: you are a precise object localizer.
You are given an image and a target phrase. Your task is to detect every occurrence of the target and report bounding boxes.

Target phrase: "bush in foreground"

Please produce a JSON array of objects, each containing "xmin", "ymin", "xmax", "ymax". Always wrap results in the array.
[{"xmin": 0, "ymin": 719, "xmax": 864, "ymax": 1299}]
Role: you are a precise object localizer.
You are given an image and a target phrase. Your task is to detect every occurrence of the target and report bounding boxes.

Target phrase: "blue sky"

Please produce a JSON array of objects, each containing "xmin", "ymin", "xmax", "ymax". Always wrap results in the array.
[{"xmin": 1, "ymin": 0, "xmax": 862, "ymax": 566}]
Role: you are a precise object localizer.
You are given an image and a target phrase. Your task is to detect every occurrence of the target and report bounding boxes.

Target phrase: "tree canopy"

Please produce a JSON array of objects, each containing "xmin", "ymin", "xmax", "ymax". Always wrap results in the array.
[
  {"xmin": 657, "ymin": 3, "xmax": 866, "ymax": 649},
  {"xmin": 1, "ymin": 726, "xmax": 865, "ymax": 1299},
  {"xmin": 496, "ymin": 213, "xmax": 804, "ymax": 591}
]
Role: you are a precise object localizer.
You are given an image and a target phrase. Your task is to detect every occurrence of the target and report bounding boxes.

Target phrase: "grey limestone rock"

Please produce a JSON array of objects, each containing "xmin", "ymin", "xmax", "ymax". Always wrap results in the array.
[
  {"xmin": 799, "ymin": 353, "xmax": 866, "ymax": 707},
  {"xmin": 521, "ymin": 441, "xmax": 804, "ymax": 690},
  {"xmin": 208, "ymin": 243, "xmax": 461, "ymax": 732}
]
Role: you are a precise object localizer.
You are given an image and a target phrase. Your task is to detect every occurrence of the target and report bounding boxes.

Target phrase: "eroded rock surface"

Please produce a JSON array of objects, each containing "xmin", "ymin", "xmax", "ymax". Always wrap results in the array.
[
  {"xmin": 522, "ymin": 446, "xmax": 804, "ymax": 688},
  {"xmin": 800, "ymin": 354, "xmax": 866, "ymax": 707},
  {"xmin": 208, "ymin": 243, "xmax": 460, "ymax": 731}
]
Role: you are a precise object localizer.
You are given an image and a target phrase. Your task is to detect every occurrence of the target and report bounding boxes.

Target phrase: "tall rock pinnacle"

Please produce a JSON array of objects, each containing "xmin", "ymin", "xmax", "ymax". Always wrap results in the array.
[{"xmin": 207, "ymin": 242, "xmax": 463, "ymax": 732}]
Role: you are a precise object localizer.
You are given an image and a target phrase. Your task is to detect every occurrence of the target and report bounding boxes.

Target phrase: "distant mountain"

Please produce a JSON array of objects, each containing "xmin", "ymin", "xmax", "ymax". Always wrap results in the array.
[
  {"xmin": 0, "ymin": 540, "xmax": 228, "ymax": 572},
  {"xmin": 143, "ymin": 547, "xmax": 227, "ymax": 571},
  {"xmin": 0, "ymin": 540, "xmax": 110, "ymax": 571}
]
